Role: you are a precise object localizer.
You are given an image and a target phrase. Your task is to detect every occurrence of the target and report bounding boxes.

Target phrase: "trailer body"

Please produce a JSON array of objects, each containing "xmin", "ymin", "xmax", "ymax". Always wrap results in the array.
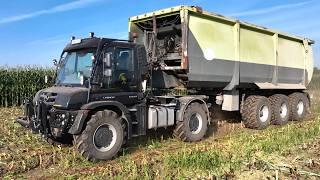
[{"xmin": 129, "ymin": 6, "xmax": 314, "ymax": 90}]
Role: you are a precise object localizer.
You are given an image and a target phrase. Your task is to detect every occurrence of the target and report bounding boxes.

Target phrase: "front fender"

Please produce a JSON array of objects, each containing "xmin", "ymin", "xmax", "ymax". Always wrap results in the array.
[
  {"xmin": 80, "ymin": 101, "xmax": 129, "ymax": 113},
  {"xmin": 68, "ymin": 101, "xmax": 132, "ymax": 137},
  {"xmin": 68, "ymin": 110, "xmax": 89, "ymax": 134}
]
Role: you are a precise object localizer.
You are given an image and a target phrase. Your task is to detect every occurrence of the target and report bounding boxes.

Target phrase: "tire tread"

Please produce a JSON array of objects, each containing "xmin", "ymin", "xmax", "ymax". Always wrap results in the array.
[
  {"xmin": 241, "ymin": 95, "xmax": 271, "ymax": 129},
  {"xmin": 73, "ymin": 110, "xmax": 124, "ymax": 162},
  {"xmin": 173, "ymin": 102, "xmax": 208, "ymax": 142}
]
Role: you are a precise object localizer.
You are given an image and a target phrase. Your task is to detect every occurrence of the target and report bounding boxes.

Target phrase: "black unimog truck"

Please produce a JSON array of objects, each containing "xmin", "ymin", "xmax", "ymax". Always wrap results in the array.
[{"xmin": 17, "ymin": 33, "xmax": 211, "ymax": 161}]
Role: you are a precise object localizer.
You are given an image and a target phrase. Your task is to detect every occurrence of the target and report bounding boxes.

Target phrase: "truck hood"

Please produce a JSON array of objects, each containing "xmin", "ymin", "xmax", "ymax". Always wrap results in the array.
[{"xmin": 33, "ymin": 86, "xmax": 89, "ymax": 109}]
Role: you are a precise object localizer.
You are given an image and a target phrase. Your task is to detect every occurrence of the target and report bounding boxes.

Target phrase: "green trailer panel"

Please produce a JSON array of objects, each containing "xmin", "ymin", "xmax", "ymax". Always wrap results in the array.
[
  {"xmin": 278, "ymin": 37, "xmax": 304, "ymax": 68},
  {"xmin": 239, "ymin": 27, "xmax": 275, "ymax": 66},
  {"xmin": 188, "ymin": 14, "xmax": 236, "ymax": 61},
  {"xmin": 129, "ymin": 6, "xmax": 314, "ymax": 89}
]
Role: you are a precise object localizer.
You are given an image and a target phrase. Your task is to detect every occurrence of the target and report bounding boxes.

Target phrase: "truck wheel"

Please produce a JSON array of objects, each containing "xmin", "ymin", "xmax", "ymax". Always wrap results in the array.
[
  {"xmin": 74, "ymin": 110, "xmax": 124, "ymax": 162},
  {"xmin": 289, "ymin": 93, "xmax": 309, "ymax": 121},
  {"xmin": 173, "ymin": 102, "xmax": 208, "ymax": 142},
  {"xmin": 269, "ymin": 94, "xmax": 290, "ymax": 125},
  {"xmin": 241, "ymin": 96, "xmax": 271, "ymax": 129}
]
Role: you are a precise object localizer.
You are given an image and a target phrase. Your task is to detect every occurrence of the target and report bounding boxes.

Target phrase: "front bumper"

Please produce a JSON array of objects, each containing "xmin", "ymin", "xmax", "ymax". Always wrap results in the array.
[
  {"xmin": 16, "ymin": 98, "xmax": 33, "ymax": 128},
  {"xmin": 17, "ymin": 97, "xmax": 78, "ymax": 138}
]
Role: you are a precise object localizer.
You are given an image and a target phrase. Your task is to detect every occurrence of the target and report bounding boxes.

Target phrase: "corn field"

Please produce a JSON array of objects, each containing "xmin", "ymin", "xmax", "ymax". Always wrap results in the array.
[
  {"xmin": 308, "ymin": 68, "xmax": 320, "ymax": 90},
  {"xmin": 0, "ymin": 66, "xmax": 55, "ymax": 107}
]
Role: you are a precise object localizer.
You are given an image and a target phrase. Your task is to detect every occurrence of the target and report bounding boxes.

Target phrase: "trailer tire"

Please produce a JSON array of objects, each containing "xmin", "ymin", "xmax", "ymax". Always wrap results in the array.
[
  {"xmin": 74, "ymin": 110, "xmax": 124, "ymax": 162},
  {"xmin": 269, "ymin": 94, "xmax": 290, "ymax": 125},
  {"xmin": 289, "ymin": 93, "xmax": 309, "ymax": 121},
  {"xmin": 173, "ymin": 102, "xmax": 208, "ymax": 142},
  {"xmin": 241, "ymin": 96, "xmax": 271, "ymax": 129}
]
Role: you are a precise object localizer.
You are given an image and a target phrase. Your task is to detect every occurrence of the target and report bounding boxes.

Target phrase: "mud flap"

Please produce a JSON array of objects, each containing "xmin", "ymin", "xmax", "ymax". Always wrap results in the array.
[{"xmin": 68, "ymin": 110, "xmax": 89, "ymax": 135}]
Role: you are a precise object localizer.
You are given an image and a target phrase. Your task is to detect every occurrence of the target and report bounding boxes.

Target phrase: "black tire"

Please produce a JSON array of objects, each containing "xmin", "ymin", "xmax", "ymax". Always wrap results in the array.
[
  {"xmin": 74, "ymin": 110, "xmax": 124, "ymax": 162},
  {"xmin": 269, "ymin": 94, "xmax": 290, "ymax": 125},
  {"xmin": 173, "ymin": 102, "xmax": 208, "ymax": 142},
  {"xmin": 241, "ymin": 95, "xmax": 271, "ymax": 130},
  {"xmin": 289, "ymin": 92, "xmax": 309, "ymax": 121}
]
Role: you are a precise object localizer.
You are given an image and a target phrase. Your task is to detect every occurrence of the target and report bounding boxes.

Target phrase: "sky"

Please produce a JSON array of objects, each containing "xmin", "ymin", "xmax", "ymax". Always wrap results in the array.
[{"xmin": 0, "ymin": 0, "xmax": 319, "ymax": 67}]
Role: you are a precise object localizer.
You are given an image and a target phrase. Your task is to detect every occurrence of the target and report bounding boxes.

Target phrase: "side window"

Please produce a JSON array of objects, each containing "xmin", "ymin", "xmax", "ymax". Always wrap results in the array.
[{"xmin": 114, "ymin": 48, "xmax": 134, "ymax": 71}]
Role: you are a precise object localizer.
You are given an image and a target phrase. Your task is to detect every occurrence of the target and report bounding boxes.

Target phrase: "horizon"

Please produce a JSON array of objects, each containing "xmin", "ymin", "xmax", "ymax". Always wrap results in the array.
[{"xmin": 0, "ymin": 0, "xmax": 319, "ymax": 67}]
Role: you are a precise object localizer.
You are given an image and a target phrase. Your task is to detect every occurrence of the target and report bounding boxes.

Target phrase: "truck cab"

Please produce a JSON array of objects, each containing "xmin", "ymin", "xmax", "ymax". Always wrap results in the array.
[{"xmin": 17, "ymin": 33, "xmax": 210, "ymax": 161}]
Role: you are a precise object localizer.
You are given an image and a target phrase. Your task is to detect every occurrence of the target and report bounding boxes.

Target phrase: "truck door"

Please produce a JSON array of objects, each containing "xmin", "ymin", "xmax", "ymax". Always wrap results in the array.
[
  {"xmin": 90, "ymin": 45, "xmax": 140, "ymax": 105},
  {"xmin": 112, "ymin": 47, "xmax": 136, "ymax": 89},
  {"xmin": 98, "ymin": 46, "xmax": 137, "ymax": 91}
]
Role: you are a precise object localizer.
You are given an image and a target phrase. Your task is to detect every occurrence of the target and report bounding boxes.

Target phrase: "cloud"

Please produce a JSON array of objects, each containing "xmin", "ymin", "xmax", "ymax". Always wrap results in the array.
[
  {"xmin": 228, "ymin": 1, "xmax": 312, "ymax": 17},
  {"xmin": 0, "ymin": 0, "xmax": 102, "ymax": 24}
]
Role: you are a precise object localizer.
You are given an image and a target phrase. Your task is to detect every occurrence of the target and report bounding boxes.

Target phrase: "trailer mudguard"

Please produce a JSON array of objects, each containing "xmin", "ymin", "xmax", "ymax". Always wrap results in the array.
[{"xmin": 68, "ymin": 101, "xmax": 132, "ymax": 137}]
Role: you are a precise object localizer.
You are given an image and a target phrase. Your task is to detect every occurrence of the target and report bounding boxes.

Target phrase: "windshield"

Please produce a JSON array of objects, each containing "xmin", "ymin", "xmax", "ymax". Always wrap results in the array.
[{"xmin": 56, "ymin": 50, "xmax": 95, "ymax": 85}]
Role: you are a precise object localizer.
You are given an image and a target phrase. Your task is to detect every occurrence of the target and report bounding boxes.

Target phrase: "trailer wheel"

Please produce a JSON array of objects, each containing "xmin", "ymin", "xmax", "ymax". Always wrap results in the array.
[
  {"xmin": 74, "ymin": 110, "xmax": 124, "ymax": 162},
  {"xmin": 241, "ymin": 96, "xmax": 271, "ymax": 129},
  {"xmin": 173, "ymin": 102, "xmax": 208, "ymax": 142},
  {"xmin": 289, "ymin": 93, "xmax": 309, "ymax": 121},
  {"xmin": 269, "ymin": 94, "xmax": 290, "ymax": 125}
]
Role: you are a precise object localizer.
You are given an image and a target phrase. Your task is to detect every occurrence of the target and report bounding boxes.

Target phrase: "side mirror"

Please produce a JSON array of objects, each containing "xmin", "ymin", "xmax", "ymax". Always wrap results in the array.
[
  {"xmin": 77, "ymin": 71, "xmax": 85, "ymax": 85},
  {"xmin": 80, "ymin": 75, "xmax": 84, "ymax": 85},
  {"xmin": 104, "ymin": 69, "xmax": 112, "ymax": 77},
  {"xmin": 103, "ymin": 52, "xmax": 112, "ymax": 78},
  {"xmin": 91, "ymin": 55, "xmax": 96, "ymax": 62},
  {"xmin": 52, "ymin": 59, "xmax": 58, "ymax": 66},
  {"xmin": 103, "ymin": 53, "xmax": 112, "ymax": 68}
]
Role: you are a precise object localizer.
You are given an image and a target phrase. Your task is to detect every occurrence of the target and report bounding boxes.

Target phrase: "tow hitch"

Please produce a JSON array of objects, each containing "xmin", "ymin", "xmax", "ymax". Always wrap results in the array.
[{"xmin": 16, "ymin": 116, "xmax": 30, "ymax": 128}]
